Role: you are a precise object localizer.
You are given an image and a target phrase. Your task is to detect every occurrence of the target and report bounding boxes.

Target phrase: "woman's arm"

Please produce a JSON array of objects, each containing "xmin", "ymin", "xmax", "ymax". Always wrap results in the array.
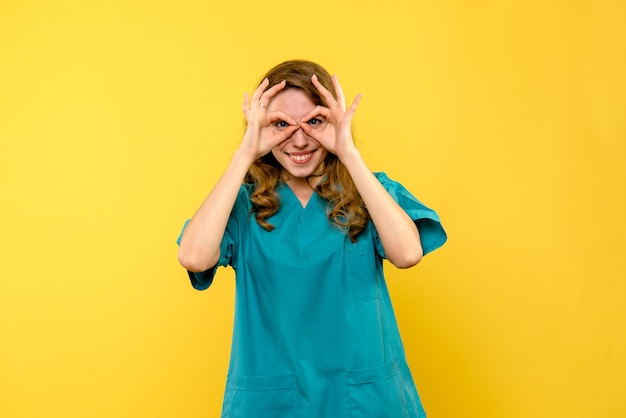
[
  {"xmin": 178, "ymin": 80, "xmax": 298, "ymax": 272},
  {"xmin": 300, "ymin": 75, "xmax": 422, "ymax": 268},
  {"xmin": 339, "ymin": 151, "xmax": 422, "ymax": 268},
  {"xmin": 177, "ymin": 150, "xmax": 255, "ymax": 272}
]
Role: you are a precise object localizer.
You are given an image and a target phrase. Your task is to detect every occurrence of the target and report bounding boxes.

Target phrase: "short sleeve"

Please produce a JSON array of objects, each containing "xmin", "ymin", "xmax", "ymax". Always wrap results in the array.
[
  {"xmin": 373, "ymin": 172, "xmax": 447, "ymax": 256},
  {"xmin": 176, "ymin": 185, "xmax": 251, "ymax": 290}
]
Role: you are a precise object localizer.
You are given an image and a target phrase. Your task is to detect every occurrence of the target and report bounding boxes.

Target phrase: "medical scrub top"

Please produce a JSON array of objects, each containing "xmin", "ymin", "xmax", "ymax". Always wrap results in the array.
[{"xmin": 179, "ymin": 172, "xmax": 447, "ymax": 418}]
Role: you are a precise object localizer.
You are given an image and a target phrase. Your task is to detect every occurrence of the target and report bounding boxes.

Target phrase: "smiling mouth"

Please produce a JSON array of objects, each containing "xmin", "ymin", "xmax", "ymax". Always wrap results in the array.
[{"xmin": 286, "ymin": 150, "xmax": 316, "ymax": 164}]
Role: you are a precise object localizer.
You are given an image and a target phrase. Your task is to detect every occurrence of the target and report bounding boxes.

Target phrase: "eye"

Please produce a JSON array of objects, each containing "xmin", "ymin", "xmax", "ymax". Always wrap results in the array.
[
  {"xmin": 307, "ymin": 118, "xmax": 325, "ymax": 129},
  {"xmin": 274, "ymin": 120, "xmax": 290, "ymax": 129}
]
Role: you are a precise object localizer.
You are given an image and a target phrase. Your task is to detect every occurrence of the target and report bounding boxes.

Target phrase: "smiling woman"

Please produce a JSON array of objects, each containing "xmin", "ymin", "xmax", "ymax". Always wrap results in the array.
[
  {"xmin": 245, "ymin": 61, "xmax": 370, "ymax": 239},
  {"xmin": 268, "ymin": 89, "xmax": 329, "ymax": 196},
  {"xmin": 176, "ymin": 59, "xmax": 447, "ymax": 417}
]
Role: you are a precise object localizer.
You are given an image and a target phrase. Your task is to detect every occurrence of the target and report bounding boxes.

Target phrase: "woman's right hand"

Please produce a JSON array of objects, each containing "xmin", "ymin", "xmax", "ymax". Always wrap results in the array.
[{"xmin": 240, "ymin": 78, "xmax": 299, "ymax": 161}]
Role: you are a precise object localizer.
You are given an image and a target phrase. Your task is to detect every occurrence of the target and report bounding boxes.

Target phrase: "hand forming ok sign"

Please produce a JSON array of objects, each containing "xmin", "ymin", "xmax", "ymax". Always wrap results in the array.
[
  {"xmin": 298, "ymin": 74, "xmax": 362, "ymax": 160},
  {"xmin": 240, "ymin": 78, "xmax": 299, "ymax": 161}
]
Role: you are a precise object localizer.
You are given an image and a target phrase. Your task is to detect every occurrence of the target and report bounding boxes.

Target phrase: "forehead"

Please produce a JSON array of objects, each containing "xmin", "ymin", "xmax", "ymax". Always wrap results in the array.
[{"xmin": 267, "ymin": 89, "xmax": 315, "ymax": 117}]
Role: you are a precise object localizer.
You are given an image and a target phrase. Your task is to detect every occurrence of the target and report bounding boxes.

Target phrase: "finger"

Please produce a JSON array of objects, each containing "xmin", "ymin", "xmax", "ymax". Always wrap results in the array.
[
  {"xmin": 242, "ymin": 92, "xmax": 250, "ymax": 114},
  {"xmin": 332, "ymin": 74, "xmax": 347, "ymax": 111},
  {"xmin": 261, "ymin": 125, "xmax": 299, "ymax": 153},
  {"xmin": 273, "ymin": 125, "xmax": 299, "ymax": 143},
  {"xmin": 300, "ymin": 105, "xmax": 331, "ymax": 125},
  {"xmin": 250, "ymin": 78, "xmax": 270, "ymax": 106},
  {"xmin": 267, "ymin": 110, "xmax": 299, "ymax": 127},
  {"xmin": 298, "ymin": 123, "xmax": 331, "ymax": 153},
  {"xmin": 311, "ymin": 74, "xmax": 337, "ymax": 108},
  {"xmin": 346, "ymin": 93, "xmax": 362, "ymax": 118},
  {"xmin": 260, "ymin": 80, "xmax": 287, "ymax": 107},
  {"xmin": 298, "ymin": 121, "xmax": 322, "ymax": 142},
  {"xmin": 298, "ymin": 122, "xmax": 322, "ymax": 143}
]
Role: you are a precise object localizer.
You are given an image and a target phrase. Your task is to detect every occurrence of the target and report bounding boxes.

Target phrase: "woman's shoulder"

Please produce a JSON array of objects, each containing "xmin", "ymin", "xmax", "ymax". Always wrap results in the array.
[
  {"xmin": 372, "ymin": 171, "xmax": 390, "ymax": 181},
  {"xmin": 241, "ymin": 182, "xmax": 256, "ymax": 193},
  {"xmin": 232, "ymin": 183, "xmax": 256, "ymax": 210},
  {"xmin": 372, "ymin": 171, "xmax": 400, "ymax": 188}
]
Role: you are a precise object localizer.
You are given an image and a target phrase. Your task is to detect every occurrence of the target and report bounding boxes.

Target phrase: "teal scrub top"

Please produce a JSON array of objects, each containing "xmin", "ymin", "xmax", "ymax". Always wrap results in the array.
[{"xmin": 178, "ymin": 172, "xmax": 447, "ymax": 418}]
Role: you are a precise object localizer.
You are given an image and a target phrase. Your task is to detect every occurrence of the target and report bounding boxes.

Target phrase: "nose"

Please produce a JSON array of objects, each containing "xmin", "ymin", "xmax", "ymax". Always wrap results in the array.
[{"xmin": 291, "ymin": 126, "xmax": 308, "ymax": 148}]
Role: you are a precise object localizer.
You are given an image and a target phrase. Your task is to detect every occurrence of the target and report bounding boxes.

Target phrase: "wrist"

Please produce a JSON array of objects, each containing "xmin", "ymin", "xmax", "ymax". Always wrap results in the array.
[
  {"xmin": 336, "ymin": 145, "xmax": 361, "ymax": 165},
  {"xmin": 233, "ymin": 146, "xmax": 258, "ymax": 166}
]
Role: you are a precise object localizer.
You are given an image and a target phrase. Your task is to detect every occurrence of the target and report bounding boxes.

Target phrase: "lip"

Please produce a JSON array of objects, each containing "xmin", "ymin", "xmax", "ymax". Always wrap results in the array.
[{"xmin": 285, "ymin": 150, "xmax": 317, "ymax": 164}]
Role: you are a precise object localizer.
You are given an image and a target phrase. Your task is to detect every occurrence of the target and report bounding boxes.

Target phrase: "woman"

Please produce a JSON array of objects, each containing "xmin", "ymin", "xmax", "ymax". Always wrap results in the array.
[{"xmin": 177, "ymin": 60, "xmax": 446, "ymax": 417}]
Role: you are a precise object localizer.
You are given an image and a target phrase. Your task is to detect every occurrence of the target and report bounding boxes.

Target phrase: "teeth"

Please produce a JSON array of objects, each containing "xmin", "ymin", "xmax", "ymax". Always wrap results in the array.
[{"xmin": 290, "ymin": 153, "xmax": 311, "ymax": 162}]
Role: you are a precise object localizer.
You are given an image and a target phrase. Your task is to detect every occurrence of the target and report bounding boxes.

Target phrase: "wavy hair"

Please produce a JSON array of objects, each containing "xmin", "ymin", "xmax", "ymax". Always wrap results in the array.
[{"xmin": 244, "ymin": 60, "xmax": 369, "ymax": 242}]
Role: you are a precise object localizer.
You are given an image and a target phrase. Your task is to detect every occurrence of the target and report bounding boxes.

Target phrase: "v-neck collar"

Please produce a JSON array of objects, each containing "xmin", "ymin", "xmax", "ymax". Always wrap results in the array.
[{"xmin": 279, "ymin": 182, "xmax": 317, "ymax": 210}]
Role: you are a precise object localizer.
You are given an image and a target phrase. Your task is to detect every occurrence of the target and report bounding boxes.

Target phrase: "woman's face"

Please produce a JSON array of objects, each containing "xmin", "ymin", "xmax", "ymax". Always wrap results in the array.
[{"xmin": 268, "ymin": 89, "xmax": 328, "ymax": 184}]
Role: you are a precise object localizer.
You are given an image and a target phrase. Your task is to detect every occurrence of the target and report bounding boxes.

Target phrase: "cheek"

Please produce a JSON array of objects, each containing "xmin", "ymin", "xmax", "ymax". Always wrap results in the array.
[
  {"xmin": 271, "ymin": 148, "xmax": 283, "ymax": 160},
  {"xmin": 317, "ymin": 149, "xmax": 328, "ymax": 163}
]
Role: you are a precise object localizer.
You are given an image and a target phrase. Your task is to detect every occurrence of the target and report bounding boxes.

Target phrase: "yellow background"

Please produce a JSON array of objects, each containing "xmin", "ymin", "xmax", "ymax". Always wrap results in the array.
[{"xmin": 1, "ymin": 0, "xmax": 624, "ymax": 417}]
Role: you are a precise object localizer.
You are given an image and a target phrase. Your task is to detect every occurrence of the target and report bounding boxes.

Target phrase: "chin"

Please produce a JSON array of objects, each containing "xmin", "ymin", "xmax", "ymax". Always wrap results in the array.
[{"xmin": 285, "ymin": 167, "xmax": 320, "ymax": 179}]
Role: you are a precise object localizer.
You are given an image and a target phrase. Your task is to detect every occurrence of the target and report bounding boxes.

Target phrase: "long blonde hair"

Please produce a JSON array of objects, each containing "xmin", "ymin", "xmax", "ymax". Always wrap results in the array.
[{"xmin": 244, "ymin": 60, "xmax": 369, "ymax": 242}]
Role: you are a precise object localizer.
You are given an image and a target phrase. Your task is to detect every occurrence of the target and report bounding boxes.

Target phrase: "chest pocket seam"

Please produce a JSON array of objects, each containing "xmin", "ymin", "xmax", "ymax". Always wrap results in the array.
[{"xmin": 346, "ymin": 239, "xmax": 379, "ymax": 302}]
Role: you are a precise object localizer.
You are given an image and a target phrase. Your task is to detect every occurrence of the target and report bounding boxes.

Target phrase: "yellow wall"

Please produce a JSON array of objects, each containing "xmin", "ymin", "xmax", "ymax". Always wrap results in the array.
[{"xmin": 1, "ymin": 1, "xmax": 624, "ymax": 417}]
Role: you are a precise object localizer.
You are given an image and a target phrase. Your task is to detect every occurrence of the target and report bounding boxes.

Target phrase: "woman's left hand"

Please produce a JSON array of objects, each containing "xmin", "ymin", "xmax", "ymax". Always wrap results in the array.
[{"xmin": 299, "ymin": 74, "xmax": 361, "ymax": 160}]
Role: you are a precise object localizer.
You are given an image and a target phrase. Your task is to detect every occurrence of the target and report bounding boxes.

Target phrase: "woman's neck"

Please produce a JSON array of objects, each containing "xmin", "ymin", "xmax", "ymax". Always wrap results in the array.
[{"xmin": 284, "ymin": 176, "xmax": 318, "ymax": 208}]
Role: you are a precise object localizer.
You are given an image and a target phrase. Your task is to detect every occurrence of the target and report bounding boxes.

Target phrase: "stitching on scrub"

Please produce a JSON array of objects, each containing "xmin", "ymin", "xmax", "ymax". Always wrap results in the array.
[
  {"xmin": 347, "ymin": 359, "xmax": 400, "ymax": 385},
  {"xmin": 226, "ymin": 374, "xmax": 295, "ymax": 391}
]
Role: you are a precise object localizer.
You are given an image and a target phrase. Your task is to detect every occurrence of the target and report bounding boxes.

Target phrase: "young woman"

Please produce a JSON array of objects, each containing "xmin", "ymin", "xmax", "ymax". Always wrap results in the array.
[{"xmin": 177, "ymin": 60, "xmax": 447, "ymax": 417}]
